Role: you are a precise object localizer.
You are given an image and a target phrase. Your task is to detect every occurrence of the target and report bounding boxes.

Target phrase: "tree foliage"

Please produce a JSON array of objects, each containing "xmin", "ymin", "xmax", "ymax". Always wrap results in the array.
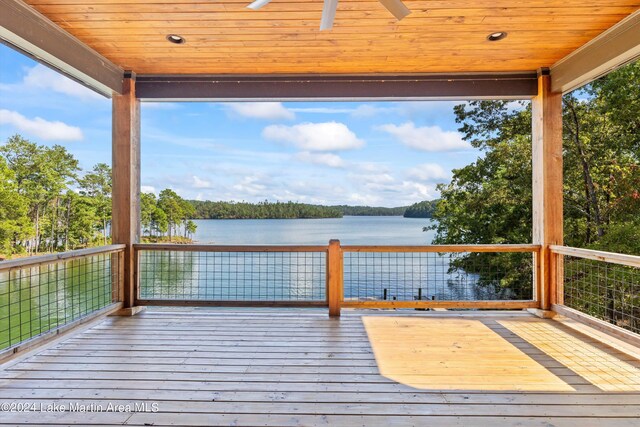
[
  {"xmin": 333, "ymin": 205, "xmax": 406, "ymax": 216},
  {"xmin": 0, "ymin": 156, "xmax": 30, "ymax": 255},
  {"xmin": 430, "ymin": 60, "xmax": 640, "ymax": 298},
  {"xmin": 403, "ymin": 200, "xmax": 438, "ymax": 218},
  {"xmin": 78, "ymin": 163, "xmax": 111, "ymax": 245},
  {"xmin": 190, "ymin": 200, "xmax": 343, "ymax": 219}
]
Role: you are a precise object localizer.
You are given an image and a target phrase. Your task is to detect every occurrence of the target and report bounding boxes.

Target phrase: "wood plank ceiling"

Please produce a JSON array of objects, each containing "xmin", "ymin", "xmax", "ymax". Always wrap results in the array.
[{"xmin": 24, "ymin": 0, "xmax": 640, "ymax": 75}]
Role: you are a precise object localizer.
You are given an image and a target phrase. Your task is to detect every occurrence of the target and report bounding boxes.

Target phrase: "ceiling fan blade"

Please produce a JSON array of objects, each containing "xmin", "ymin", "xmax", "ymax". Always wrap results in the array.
[
  {"xmin": 378, "ymin": 0, "xmax": 411, "ymax": 20},
  {"xmin": 320, "ymin": 0, "xmax": 339, "ymax": 31},
  {"xmin": 246, "ymin": 0, "xmax": 272, "ymax": 10}
]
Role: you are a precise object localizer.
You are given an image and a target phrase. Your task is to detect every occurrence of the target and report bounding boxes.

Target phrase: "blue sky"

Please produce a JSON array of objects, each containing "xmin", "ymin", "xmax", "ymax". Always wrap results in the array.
[{"xmin": 1, "ymin": 43, "xmax": 489, "ymax": 207}]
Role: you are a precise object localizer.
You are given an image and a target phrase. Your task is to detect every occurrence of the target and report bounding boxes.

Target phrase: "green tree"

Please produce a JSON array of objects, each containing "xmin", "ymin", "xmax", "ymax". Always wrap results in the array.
[
  {"xmin": 140, "ymin": 192, "xmax": 157, "ymax": 237},
  {"xmin": 79, "ymin": 163, "xmax": 112, "ymax": 244},
  {"xmin": 158, "ymin": 189, "xmax": 185, "ymax": 241},
  {"xmin": 61, "ymin": 190, "xmax": 98, "ymax": 249},
  {"xmin": 152, "ymin": 206, "xmax": 169, "ymax": 237},
  {"xmin": 0, "ymin": 157, "xmax": 30, "ymax": 256},
  {"xmin": 404, "ymin": 200, "xmax": 438, "ymax": 218},
  {"xmin": 180, "ymin": 199, "xmax": 196, "ymax": 238},
  {"xmin": 431, "ymin": 101, "xmax": 533, "ymax": 245},
  {"xmin": 185, "ymin": 220, "xmax": 197, "ymax": 239},
  {"xmin": 430, "ymin": 61, "xmax": 640, "ymax": 301},
  {"xmin": 1, "ymin": 135, "xmax": 79, "ymax": 253}
]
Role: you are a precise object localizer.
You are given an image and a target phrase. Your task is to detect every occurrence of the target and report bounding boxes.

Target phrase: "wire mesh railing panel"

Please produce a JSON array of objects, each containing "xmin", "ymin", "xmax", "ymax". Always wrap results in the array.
[
  {"xmin": 0, "ymin": 250, "xmax": 122, "ymax": 352},
  {"xmin": 343, "ymin": 251, "xmax": 534, "ymax": 302},
  {"xmin": 562, "ymin": 255, "xmax": 640, "ymax": 335},
  {"xmin": 138, "ymin": 250, "xmax": 327, "ymax": 302}
]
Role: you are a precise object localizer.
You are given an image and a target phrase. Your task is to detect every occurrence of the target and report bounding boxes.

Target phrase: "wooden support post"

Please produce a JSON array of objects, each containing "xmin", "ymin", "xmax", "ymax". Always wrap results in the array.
[
  {"xmin": 112, "ymin": 74, "xmax": 141, "ymax": 314},
  {"xmin": 327, "ymin": 239, "xmax": 343, "ymax": 317},
  {"xmin": 532, "ymin": 68, "xmax": 563, "ymax": 310}
]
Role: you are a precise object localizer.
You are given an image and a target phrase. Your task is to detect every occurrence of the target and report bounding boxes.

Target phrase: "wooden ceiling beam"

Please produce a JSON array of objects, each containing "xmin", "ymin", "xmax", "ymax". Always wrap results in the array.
[
  {"xmin": 0, "ymin": 0, "xmax": 124, "ymax": 96},
  {"xmin": 135, "ymin": 73, "xmax": 538, "ymax": 101},
  {"xmin": 551, "ymin": 9, "xmax": 640, "ymax": 93}
]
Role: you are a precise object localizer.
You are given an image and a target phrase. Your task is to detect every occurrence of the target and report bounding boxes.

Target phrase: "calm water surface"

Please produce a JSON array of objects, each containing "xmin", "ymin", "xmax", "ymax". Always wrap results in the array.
[
  {"xmin": 2, "ymin": 216, "xmax": 525, "ymax": 351},
  {"xmin": 139, "ymin": 216, "xmax": 522, "ymax": 302},
  {"xmin": 192, "ymin": 216, "xmax": 435, "ymax": 245}
]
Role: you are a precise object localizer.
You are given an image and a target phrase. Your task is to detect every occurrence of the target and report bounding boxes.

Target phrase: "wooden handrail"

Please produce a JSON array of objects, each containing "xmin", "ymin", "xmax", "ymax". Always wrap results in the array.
[
  {"xmin": 134, "ymin": 243, "xmax": 328, "ymax": 252},
  {"xmin": 134, "ymin": 243, "xmax": 540, "ymax": 253},
  {"xmin": 0, "ymin": 244, "xmax": 126, "ymax": 271},
  {"xmin": 342, "ymin": 244, "xmax": 541, "ymax": 253},
  {"xmin": 550, "ymin": 245, "xmax": 640, "ymax": 268}
]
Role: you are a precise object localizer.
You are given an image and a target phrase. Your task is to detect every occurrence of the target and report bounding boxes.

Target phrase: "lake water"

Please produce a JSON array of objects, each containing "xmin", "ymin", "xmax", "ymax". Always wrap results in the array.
[
  {"xmin": 137, "ymin": 216, "xmax": 528, "ymax": 303},
  {"xmin": 192, "ymin": 216, "xmax": 436, "ymax": 245},
  {"xmin": 2, "ymin": 216, "xmax": 530, "ymax": 352}
]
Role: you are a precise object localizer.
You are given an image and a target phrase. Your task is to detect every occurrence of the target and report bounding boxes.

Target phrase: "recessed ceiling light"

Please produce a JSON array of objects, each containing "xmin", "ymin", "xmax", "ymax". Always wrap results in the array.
[
  {"xmin": 166, "ymin": 34, "xmax": 186, "ymax": 44},
  {"xmin": 487, "ymin": 32, "xmax": 507, "ymax": 41}
]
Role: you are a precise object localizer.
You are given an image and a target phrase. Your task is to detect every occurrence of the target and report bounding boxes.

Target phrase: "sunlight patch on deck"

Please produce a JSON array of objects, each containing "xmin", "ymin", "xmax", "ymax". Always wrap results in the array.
[
  {"xmin": 500, "ymin": 320, "xmax": 640, "ymax": 392},
  {"xmin": 362, "ymin": 317, "xmax": 574, "ymax": 391}
]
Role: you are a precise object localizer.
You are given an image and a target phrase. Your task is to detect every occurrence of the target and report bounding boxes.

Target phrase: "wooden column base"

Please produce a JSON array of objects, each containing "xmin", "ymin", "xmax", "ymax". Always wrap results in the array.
[
  {"xmin": 111, "ymin": 306, "xmax": 146, "ymax": 317},
  {"xmin": 527, "ymin": 308, "xmax": 557, "ymax": 319}
]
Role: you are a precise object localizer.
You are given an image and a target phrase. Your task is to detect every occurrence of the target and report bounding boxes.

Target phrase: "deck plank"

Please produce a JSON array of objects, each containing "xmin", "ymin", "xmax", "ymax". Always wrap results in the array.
[{"xmin": 1, "ymin": 309, "xmax": 640, "ymax": 426}]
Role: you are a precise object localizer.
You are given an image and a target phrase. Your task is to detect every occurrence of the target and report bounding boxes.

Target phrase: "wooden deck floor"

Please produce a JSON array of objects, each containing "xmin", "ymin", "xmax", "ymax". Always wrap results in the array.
[{"xmin": 1, "ymin": 309, "xmax": 640, "ymax": 426}]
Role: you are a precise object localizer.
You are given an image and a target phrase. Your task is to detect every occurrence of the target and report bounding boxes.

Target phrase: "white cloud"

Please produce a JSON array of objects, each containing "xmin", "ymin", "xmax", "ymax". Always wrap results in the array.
[
  {"xmin": 23, "ymin": 65, "xmax": 103, "ymax": 100},
  {"xmin": 226, "ymin": 102, "xmax": 294, "ymax": 120},
  {"xmin": 141, "ymin": 185, "xmax": 156, "ymax": 194},
  {"xmin": 353, "ymin": 162, "xmax": 391, "ymax": 174},
  {"xmin": 232, "ymin": 175, "xmax": 268, "ymax": 196},
  {"xmin": 294, "ymin": 151, "xmax": 345, "ymax": 168},
  {"xmin": 364, "ymin": 180, "xmax": 438, "ymax": 204},
  {"xmin": 263, "ymin": 122, "xmax": 364, "ymax": 151},
  {"xmin": 348, "ymin": 172, "xmax": 395, "ymax": 184},
  {"xmin": 290, "ymin": 105, "xmax": 395, "ymax": 118},
  {"xmin": 0, "ymin": 109, "xmax": 83, "ymax": 141},
  {"xmin": 192, "ymin": 175, "xmax": 212, "ymax": 189},
  {"xmin": 407, "ymin": 163, "xmax": 450, "ymax": 181},
  {"xmin": 397, "ymin": 181, "xmax": 438, "ymax": 202},
  {"xmin": 351, "ymin": 104, "xmax": 395, "ymax": 118},
  {"xmin": 348, "ymin": 192, "xmax": 382, "ymax": 205},
  {"xmin": 377, "ymin": 122, "xmax": 470, "ymax": 152}
]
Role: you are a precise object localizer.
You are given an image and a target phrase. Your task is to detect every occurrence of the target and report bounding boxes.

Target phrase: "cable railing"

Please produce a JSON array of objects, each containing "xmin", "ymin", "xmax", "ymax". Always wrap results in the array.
[
  {"xmin": 134, "ymin": 242, "xmax": 540, "ymax": 312},
  {"xmin": 550, "ymin": 245, "xmax": 640, "ymax": 336},
  {"xmin": 0, "ymin": 245, "xmax": 125, "ymax": 356}
]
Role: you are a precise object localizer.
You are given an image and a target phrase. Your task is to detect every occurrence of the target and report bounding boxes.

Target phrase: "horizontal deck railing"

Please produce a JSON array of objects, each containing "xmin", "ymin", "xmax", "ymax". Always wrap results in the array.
[
  {"xmin": 0, "ymin": 245, "xmax": 125, "ymax": 357},
  {"xmin": 340, "ymin": 244, "xmax": 540, "ymax": 310},
  {"xmin": 134, "ymin": 242, "xmax": 541, "ymax": 313},
  {"xmin": 550, "ymin": 245, "xmax": 640, "ymax": 338}
]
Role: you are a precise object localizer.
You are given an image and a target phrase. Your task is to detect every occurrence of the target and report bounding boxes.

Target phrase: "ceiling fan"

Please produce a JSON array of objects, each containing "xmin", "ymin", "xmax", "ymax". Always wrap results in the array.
[{"xmin": 246, "ymin": 0, "xmax": 411, "ymax": 31}]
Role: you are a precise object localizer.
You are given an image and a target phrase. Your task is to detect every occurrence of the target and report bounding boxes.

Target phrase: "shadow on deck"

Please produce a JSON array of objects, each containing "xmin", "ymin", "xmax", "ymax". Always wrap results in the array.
[{"xmin": 1, "ymin": 309, "xmax": 640, "ymax": 426}]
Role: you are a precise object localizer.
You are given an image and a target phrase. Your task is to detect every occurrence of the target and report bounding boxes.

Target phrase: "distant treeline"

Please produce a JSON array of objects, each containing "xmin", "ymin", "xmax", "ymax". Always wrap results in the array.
[
  {"xmin": 331, "ymin": 205, "xmax": 406, "ymax": 216},
  {"xmin": 190, "ymin": 200, "xmax": 343, "ymax": 219},
  {"xmin": 190, "ymin": 200, "xmax": 438, "ymax": 219},
  {"xmin": 403, "ymin": 200, "xmax": 438, "ymax": 218}
]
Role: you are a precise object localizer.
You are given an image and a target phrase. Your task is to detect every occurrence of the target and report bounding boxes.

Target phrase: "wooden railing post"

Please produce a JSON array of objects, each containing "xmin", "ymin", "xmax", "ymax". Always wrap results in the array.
[
  {"xmin": 549, "ymin": 250, "xmax": 564, "ymax": 306},
  {"xmin": 112, "ymin": 73, "xmax": 142, "ymax": 315},
  {"xmin": 532, "ymin": 68, "xmax": 563, "ymax": 311},
  {"xmin": 327, "ymin": 239, "xmax": 343, "ymax": 317}
]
